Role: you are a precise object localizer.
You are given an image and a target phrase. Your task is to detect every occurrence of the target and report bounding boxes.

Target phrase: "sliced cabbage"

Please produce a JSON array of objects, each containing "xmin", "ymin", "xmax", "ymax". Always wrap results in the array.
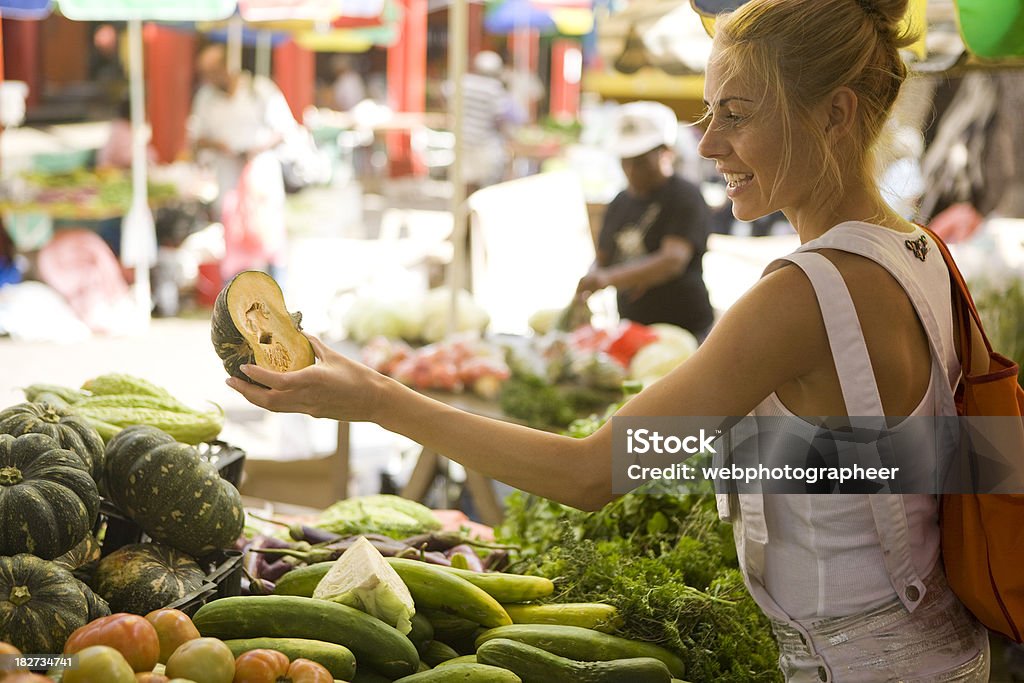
[{"xmin": 313, "ymin": 536, "xmax": 416, "ymax": 634}]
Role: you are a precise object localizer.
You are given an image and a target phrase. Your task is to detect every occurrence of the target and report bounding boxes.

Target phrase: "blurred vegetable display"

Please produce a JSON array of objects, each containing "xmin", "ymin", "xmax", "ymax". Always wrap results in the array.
[
  {"xmin": 972, "ymin": 276, "xmax": 1024, "ymax": 383},
  {"xmin": 2, "ymin": 168, "xmax": 179, "ymax": 219}
]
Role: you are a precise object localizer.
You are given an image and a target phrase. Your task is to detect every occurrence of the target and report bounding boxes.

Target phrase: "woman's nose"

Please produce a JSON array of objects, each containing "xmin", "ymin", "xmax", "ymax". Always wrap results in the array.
[{"xmin": 697, "ymin": 127, "xmax": 725, "ymax": 160}]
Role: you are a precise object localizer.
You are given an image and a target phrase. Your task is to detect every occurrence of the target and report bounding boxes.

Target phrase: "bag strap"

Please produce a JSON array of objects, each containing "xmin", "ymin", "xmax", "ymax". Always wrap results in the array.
[{"xmin": 920, "ymin": 227, "xmax": 991, "ymax": 372}]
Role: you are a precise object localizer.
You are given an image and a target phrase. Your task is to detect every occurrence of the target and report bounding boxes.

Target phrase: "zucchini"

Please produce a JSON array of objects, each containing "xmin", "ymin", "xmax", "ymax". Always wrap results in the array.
[
  {"xmin": 273, "ymin": 561, "xmax": 331, "ymax": 596},
  {"xmin": 475, "ymin": 624, "xmax": 685, "ymax": 679},
  {"xmin": 192, "ymin": 595, "xmax": 418, "ymax": 679},
  {"xmin": 223, "ymin": 637, "xmax": 356, "ymax": 680},
  {"xmin": 351, "ymin": 671, "xmax": 391, "ymax": 683},
  {"xmin": 477, "ymin": 638, "xmax": 672, "ymax": 683},
  {"xmin": 502, "ymin": 603, "xmax": 621, "ymax": 632},
  {"xmin": 421, "ymin": 639, "xmax": 460, "ymax": 667},
  {"xmin": 392, "ymin": 663, "xmax": 523, "ymax": 682},
  {"xmin": 388, "ymin": 558, "xmax": 512, "ymax": 628}
]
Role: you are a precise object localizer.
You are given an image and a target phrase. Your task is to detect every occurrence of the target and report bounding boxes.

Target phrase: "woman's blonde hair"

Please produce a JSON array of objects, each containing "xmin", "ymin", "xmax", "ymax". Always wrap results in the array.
[{"xmin": 709, "ymin": 0, "xmax": 918, "ymax": 209}]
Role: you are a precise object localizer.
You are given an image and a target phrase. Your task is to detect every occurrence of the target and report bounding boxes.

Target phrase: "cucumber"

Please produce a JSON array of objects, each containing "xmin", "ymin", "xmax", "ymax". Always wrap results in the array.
[
  {"xmin": 192, "ymin": 595, "xmax": 418, "ymax": 679},
  {"xmin": 433, "ymin": 566, "xmax": 555, "ymax": 603},
  {"xmin": 421, "ymin": 639, "xmax": 461, "ymax": 666},
  {"xmin": 392, "ymin": 663, "xmax": 523, "ymax": 682},
  {"xmin": 223, "ymin": 637, "xmax": 356, "ymax": 680},
  {"xmin": 436, "ymin": 655, "xmax": 478, "ymax": 667},
  {"xmin": 351, "ymin": 671, "xmax": 391, "ymax": 683},
  {"xmin": 407, "ymin": 612, "xmax": 435, "ymax": 655},
  {"xmin": 502, "ymin": 603, "xmax": 621, "ymax": 632},
  {"xmin": 388, "ymin": 558, "xmax": 512, "ymax": 628},
  {"xmin": 477, "ymin": 638, "xmax": 672, "ymax": 683},
  {"xmin": 273, "ymin": 561, "xmax": 331, "ymax": 596},
  {"xmin": 475, "ymin": 624, "xmax": 685, "ymax": 679},
  {"xmin": 274, "ymin": 560, "xmax": 554, "ymax": 605}
]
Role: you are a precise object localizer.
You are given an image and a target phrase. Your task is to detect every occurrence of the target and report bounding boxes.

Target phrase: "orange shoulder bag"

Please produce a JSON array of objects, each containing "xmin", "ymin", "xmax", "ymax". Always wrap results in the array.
[{"xmin": 926, "ymin": 227, "xmax": 1024, "ymax": 642}]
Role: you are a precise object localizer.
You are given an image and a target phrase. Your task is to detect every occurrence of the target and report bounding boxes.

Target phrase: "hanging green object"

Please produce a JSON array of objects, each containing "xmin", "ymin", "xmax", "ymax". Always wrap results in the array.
[{"xmin": 957, "ymin": 0, "xmax": 1024, "ymax": 59}]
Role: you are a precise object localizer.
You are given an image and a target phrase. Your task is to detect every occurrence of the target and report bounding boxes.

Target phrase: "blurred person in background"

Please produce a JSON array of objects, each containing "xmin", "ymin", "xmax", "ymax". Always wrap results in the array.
[
  {"xmin": 460, "ymin": 50, "xmax": 518, "ymax": 193},
  {"xmin": 576, "ymin": 101, "xmax": 714, "ymax": 341},
  {"xmin": 330, "ymin": 55, "xmax": 367, "ymax": 113},
  {"xmin": 189, "ymin": 44, "xmax": 296, "ymax": 282}
]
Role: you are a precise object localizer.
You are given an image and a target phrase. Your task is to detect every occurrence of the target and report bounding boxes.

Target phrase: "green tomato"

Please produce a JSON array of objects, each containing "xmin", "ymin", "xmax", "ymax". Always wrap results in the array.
[
  {"xmin": 164, "ymin": 638, "xmax": 234, "ymax": 683},
  {"xmin": 62, "ymin": 645, "xmax": 136, "ymax": 683}
]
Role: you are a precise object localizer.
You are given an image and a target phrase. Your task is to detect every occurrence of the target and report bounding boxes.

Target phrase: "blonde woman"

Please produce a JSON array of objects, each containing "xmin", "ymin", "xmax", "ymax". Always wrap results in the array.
[{"xmin": 229, "ymin": 0, "xmax": 990, "ymax": 679}]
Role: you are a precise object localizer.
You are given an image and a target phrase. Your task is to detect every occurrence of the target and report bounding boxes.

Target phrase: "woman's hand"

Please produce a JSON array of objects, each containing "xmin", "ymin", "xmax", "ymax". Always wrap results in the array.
[
  {"xmin": 225, "ymin": 334, "xmax": 388, "ymax": 423},
  {"xmin": 576, "ymin": 269, "xmax": 609, "ymax": 301}
]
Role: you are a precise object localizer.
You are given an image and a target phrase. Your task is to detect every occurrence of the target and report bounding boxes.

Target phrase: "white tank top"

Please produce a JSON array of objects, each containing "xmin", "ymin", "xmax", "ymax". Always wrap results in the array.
[{"xmin": 723, "ymin": 221, "xmax": 961, "ymax": 621}]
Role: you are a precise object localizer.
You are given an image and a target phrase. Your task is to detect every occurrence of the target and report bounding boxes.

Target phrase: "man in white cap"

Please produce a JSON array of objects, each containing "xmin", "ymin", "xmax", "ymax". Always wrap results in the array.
[{"xmin": 576, "ymin": 101, "xmax": 714, "ymax": 340}]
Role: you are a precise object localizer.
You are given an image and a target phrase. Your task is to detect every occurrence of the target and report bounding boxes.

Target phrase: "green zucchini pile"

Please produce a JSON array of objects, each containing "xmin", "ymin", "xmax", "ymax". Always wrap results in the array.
[
  {"xmin": 0, "ymin": 373, "xmax": 244, "ymax": 654},
  {"xmin": 193, "ymin": 557, "xmax": 692, "ymax": 682}
]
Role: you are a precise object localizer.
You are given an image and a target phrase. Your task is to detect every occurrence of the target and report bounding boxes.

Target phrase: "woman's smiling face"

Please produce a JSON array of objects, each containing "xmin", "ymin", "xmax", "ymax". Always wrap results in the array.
[{"xmin": 697, "ymin": 45, "xmax": 825, "ymax": 224}]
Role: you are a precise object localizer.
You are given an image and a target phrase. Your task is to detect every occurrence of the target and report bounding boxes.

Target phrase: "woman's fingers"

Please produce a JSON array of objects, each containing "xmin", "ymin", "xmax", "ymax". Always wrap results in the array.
[
  {"xmin": 225, "ymin": 376, "xmax": 275, "ymax": 408},
  {"xmin": 304, "ymin": 333, "xmax": 331, "ymax": 360},
  {"xmin": 238, "ymin": 363, "xmax": 292, "ymax": 389}
]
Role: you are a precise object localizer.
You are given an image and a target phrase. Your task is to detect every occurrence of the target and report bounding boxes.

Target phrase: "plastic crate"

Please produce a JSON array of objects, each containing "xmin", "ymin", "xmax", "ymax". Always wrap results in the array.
[
  {"xmin": 196, "ymin": 440, "xmax": 247, "ymax": 488},
  {"xmin": 165, "ymin": 549, "xmax": 244, "ymax": 617}
]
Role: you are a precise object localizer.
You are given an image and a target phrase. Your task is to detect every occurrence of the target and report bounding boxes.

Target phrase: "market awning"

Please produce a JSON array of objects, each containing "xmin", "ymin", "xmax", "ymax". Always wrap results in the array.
[
  {"xmin": 483, "ymin": 0, "xmax": 593, "ymax": 36},
  {"xmin": 58, "ymin": 0, "xmax": 235, "ymax": 21},
  {"xmin": 0, "ymin": 0, "xmax": 52, "ymax": 20},
  {"xmin": 238, "ymin": 0, "xmax": 384, "ymax": 22}
]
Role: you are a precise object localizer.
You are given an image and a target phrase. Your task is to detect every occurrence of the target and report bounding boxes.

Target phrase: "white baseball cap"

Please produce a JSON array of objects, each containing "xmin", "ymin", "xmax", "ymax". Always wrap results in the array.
[
  {"xmin": 472, "ymin": 51, "xmax": 504, "ymax": 77},
  {"xmin": 611, "ymin": 101, "xmax": 678, "ymax": 159}
]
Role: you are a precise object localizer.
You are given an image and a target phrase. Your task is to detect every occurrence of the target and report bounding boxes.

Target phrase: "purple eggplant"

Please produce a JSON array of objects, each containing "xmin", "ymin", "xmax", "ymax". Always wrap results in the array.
[{"xmin": 446, "ymin": 544, "xmax": 486, "ymax": 572}]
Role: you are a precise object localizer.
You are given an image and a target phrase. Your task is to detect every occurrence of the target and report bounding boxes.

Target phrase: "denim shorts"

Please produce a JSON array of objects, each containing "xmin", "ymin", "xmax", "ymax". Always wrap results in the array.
[{"xmin": 770, "ymin": 565, "xmax": 990, "ymax": 682}]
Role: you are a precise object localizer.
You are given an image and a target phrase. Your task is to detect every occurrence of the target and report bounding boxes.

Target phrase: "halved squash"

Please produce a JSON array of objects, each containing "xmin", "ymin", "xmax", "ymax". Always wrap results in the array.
[{"xmin": 211, "ymin": 271, "xmax": 315, "ymax": 384}]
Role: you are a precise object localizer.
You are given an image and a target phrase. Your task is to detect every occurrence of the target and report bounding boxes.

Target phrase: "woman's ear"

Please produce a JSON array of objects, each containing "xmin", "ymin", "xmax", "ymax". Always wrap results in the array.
[{"xmin": 825, "ymin": 86, "xmax": 858, "ymax": 137}]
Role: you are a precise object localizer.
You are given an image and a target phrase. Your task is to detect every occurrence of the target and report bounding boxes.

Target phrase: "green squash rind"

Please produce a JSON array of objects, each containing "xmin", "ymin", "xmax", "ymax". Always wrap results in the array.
[
  {"xmin": 104, "ymin": 425, "xmax": 245, "ymax": 557},
  {"xmin": 0, "ymin": 401, "xmax": 105, "ymax": 483},
  {"xmin": 0, "ymin": 433, "xmax": 100, "ymax": 559},
  {"xmin": 93, "ymin": 542, "xmax": 208, "ymax": 615},
  {"xmin": 0, "ymin": 553, "xmax": 108, "ymax": 654},
  {"xmin": 210, "ymin": 270, "xmax": 314, "ymax": 385}
]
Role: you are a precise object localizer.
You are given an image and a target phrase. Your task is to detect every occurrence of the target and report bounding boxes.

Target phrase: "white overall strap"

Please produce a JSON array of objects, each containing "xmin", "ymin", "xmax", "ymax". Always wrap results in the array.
[
  {"xmin": 779, "ymin": 251, "xmax": 883, "ymax": 416},
  {"xmin": 779, "ymin": 251, "xmax": 927, "ymax": 613}
]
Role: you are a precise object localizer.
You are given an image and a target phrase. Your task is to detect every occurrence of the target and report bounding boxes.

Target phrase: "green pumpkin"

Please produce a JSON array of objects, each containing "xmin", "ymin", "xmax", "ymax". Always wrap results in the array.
[
  {"xmin": 211, "ymin": 270, "xmax": 314, "ymax": 385},
  {"xmin": 0, "ymin": 433, "xmax": 100, "ymax": 559},
  {"xmin": 0, "ymin": 401, "xmax": 105, "ymax": 482},
  {"xmin": 94, "ymin": 543, "xmax": 208, "ymax": 615},
  {"xmin": 104, "ymin": 425, "xmax": 244, "ymax": 557},
  {"xmin": 0, "ymin": 553, "xmax": 110, "ymax": 654}
]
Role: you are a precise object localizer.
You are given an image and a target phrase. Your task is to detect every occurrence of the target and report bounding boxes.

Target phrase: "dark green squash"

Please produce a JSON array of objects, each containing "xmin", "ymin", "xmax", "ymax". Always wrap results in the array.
[
  {"xmin": 0, "ymin": 553, "xmax": 109, "ymax": 654},
  {"xmin": 0, "ymin": 433, "xmax": 100, "ymax": 559},
  {"xmin": 104, "ymin": 425, "xmax": 244, "ymax": 557},
  {"xmin": 0, "ymin": 401, "xmax": 105, "ymax": 482},
  {"xmin": 211, "ymin": 270, "xmax": 315, "ymax": 385},
  {"xmin": 93, "ymin": 543, "xmax": 208, "ymax": 615}
]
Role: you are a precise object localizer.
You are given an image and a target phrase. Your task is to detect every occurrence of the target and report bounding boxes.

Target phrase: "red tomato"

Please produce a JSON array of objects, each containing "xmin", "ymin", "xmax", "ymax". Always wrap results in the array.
[
  {"xmin": 164, "ymin": 638, "xmax": 235, "ymax": 683},
  {"xmin": 232, "ymin": 649, "xmax": 289, "ymax": 683},
  {"xmin": 285, "ymin": 659, "xmax": 333, "ymax": 683},
  {"xmin": 135, "ymin": 674, "xmax": 170, "ymax": 683},
  {"xmin": 64, "ymin": 613, "xmax": 160, "ymax": 673},
  {"xmin": 63, "ymin": 645, "xmax": 136, "ymax": 683},
  {"xmin": 144, "ymin": 609, "xmax": 201, "ymax": 664}
]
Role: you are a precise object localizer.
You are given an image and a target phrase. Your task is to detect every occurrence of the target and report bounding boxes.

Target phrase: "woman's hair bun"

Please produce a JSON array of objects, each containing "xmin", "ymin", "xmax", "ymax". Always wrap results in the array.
[{"xmin": 858, "ymin": 0, "xmax": 910, "ymax": 31}]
